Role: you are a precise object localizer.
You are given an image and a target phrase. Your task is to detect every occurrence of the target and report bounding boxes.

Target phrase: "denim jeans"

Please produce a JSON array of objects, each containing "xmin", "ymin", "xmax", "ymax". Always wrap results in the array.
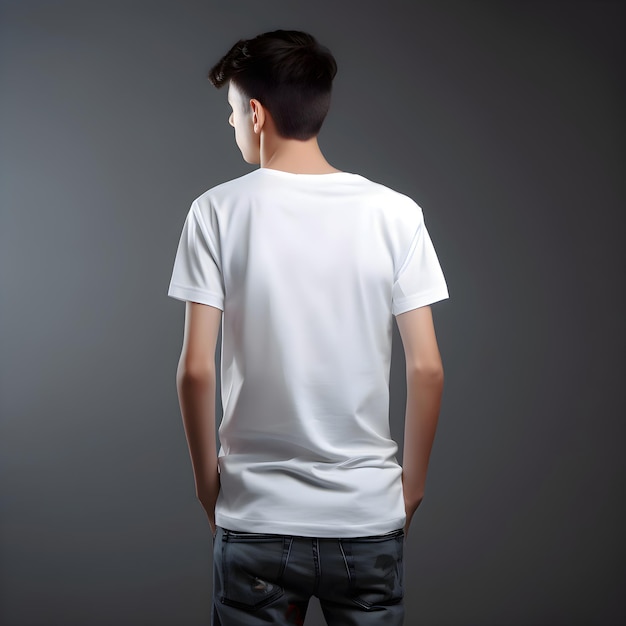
[{"xmin": 211, "ymin": 525, "xmax": 405, "ymax": 626}]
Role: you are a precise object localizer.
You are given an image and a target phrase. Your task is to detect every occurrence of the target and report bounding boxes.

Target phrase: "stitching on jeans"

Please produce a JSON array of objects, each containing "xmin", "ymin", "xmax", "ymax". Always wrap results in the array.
[
  {"xmin": 312, "ymin": 538, "xmax": 321, "ymax": 596},
  {"xmin": 220, "ymin": 528, "xmax": 228, "ymax": 603},
  {"xmin": 338, "ymin": 539, "xmax": 351, "ymax": 583},
  {"xmin": 278, "ymin": 536, "xmax": 293, "ymax": 581}
]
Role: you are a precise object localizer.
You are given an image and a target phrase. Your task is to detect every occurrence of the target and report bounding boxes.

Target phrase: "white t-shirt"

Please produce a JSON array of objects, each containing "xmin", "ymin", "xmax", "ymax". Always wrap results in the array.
[{"xmin": 167, "ymin": 167, "xmax": 449, "ymax": 537}]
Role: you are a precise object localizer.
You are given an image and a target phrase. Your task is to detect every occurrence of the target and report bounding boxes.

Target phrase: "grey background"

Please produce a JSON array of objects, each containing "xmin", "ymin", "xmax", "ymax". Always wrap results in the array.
[{"xmin": 0, "ymin": 0, "xmax": 624, "ymax": 624}]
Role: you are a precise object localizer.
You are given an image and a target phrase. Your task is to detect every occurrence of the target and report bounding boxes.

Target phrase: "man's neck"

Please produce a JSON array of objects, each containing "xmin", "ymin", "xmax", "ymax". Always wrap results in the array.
[{"xmin": 259, "ymin": 134, "xmax": 339, "ymax": 175}]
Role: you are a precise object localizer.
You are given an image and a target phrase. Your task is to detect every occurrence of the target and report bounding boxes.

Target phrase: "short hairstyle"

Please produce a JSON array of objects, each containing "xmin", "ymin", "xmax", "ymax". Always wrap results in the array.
[{"xmin": 207, "ymin": 29, "xmax": 338, "ymax": 141}]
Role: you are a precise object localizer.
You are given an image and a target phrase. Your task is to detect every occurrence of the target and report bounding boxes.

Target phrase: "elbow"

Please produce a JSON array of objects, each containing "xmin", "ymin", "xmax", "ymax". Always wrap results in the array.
[
  {"xmin": 176, "ymin": 361, "xmax": 216, "ymax": 384},
  {"xmin": 407, "ymin": 363, "xmax": 444, "ymax": 381}
]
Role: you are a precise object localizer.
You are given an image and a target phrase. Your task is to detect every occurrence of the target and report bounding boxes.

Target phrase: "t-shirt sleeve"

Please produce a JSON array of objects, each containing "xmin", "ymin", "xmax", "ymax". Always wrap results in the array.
[
  {"xmin": 391, "ymin": 205, "xmax": 449, "ymax": 316},
  {"xmin": 167, "ymin": 200, "xmax": 225, "ymax": 310}
]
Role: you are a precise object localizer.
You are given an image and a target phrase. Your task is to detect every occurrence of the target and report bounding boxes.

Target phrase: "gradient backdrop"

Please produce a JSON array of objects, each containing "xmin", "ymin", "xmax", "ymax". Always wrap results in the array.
[{"xmin": 0, "ymin": 1, "xmax": 624, "ymax": 625}]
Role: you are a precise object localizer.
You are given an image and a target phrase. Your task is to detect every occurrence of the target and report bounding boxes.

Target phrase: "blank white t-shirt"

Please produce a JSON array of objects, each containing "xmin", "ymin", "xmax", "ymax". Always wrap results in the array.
[{"xmin": 167, "ymin": 167, "xmax": 449, "ymax": 537}]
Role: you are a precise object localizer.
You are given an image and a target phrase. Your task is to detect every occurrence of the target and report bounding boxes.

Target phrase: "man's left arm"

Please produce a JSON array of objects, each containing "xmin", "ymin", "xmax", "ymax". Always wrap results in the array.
[{"xmin": 175, "ymin": 301, "xmax": 223, "ymax": 536}]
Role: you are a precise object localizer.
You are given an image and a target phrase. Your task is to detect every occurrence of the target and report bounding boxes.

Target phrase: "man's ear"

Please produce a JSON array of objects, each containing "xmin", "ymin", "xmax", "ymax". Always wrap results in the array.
[{"xmin": 250, "ymin": 99, "xmax": 265, "ymax": 132}]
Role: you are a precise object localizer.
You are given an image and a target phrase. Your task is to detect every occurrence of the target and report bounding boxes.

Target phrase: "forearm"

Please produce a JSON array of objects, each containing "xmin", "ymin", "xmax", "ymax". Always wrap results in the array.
[
  {"xmin": 175, "ymin": 363, "xmax": 220, "ymax": 504},
  {"xmin": 401, "ymin": 367, "xmax": 444, "ymax": 506}
]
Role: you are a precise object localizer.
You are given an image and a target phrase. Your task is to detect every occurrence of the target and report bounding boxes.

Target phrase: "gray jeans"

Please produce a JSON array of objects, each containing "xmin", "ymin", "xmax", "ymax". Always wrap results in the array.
[{"xmin": 211, "ymin": 525, "xmax": 405, "ymax": 625}]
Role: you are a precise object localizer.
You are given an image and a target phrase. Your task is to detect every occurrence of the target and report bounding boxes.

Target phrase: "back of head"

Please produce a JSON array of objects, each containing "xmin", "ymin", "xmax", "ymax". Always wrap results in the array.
[{"xmin": 208, "ymin": 29, "xmax": 338, "ymax": 141}]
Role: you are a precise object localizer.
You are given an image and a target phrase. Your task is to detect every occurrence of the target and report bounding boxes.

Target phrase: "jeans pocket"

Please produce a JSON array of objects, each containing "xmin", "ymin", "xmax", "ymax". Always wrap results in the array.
[
  {"xmin": 216, "ymin": 528, "xmax": 288, "ymax": 611},
  {"xmin": 340, "ymin": 529, "xmax": 404, "ymax": 609}
]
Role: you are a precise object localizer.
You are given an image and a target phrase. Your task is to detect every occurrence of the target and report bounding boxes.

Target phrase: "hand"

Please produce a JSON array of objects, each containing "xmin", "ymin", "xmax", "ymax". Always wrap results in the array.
[
  {"xmin": 198, "ymin": 496, "xmax": 217, "ymax": 537},
  {"xmin": 404, "ymin": 495, "xmax": 423, "ymax": 540},
  {"xmin": 207, "ymin": 515, "xmax": 217, "ymax": 538},
  {"xmin": 196, "ymin": 483, "xmax": 220, "ymax": 538},
  {"xmin": 198, "ymin": 495, "xmax": 215, "ymax": 530}
]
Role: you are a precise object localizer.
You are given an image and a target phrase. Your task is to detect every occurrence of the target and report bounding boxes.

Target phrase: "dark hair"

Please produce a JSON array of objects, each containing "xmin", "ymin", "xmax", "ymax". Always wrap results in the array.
[{"xmin": 207, "ymin": 29, "xmax": 338, "ymax": 141}]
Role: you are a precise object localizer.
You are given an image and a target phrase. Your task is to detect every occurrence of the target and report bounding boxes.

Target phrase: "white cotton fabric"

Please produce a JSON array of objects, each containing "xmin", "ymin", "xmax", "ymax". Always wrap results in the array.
[{"xmin": 167, "ymin": 167, "xmax": 449, "ymax": 537}]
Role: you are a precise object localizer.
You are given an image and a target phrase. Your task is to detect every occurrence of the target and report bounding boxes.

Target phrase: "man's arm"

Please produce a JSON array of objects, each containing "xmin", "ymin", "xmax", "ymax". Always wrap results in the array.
[
  {"xmin": 175, "ymin": 301, "xmax": 222, "ymax": 535},
  {"xmin": 395, "ymin": 305, "xmax": 445, "ymax": 538}
]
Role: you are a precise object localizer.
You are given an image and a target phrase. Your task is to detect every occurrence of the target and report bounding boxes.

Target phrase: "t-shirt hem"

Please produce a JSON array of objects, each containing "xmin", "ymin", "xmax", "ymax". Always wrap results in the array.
[
  {"xmin": 215, "ymin": 512, "xmax": 407, "ymax": 538},
  {"xmin": 167, "ymin": 283, "xmax": 224, "ymax": 310},
  {"xmin": 393, "ymin": 287, "xmax": 450, "ymax": 316}
]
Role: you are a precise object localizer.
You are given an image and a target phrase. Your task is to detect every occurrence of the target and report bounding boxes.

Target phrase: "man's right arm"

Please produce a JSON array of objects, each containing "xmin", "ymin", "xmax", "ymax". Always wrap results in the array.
[{"xmin": 395, "ymin": 305, "xmax": 445, "ymax": 538}]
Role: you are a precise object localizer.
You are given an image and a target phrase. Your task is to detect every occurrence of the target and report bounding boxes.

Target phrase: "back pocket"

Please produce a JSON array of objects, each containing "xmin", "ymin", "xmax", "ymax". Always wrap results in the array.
[
  {"xmin": 340, "ymin": 530, "xmax": 404, "ymax": 609},
  {"xmin": 218, "ymin": 532, "xmax": 289, "ymax": 611}
]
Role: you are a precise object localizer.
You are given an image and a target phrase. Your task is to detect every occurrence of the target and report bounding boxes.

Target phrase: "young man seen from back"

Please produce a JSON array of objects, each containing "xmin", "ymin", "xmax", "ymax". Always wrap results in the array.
[{"xmin": 167, "ymin": 29, "xmax": 449, "ymax": 626}]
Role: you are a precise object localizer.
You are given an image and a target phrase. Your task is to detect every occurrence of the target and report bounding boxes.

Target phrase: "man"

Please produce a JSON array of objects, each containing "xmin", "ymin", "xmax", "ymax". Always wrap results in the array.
[{"xmin": 167, "ymin": 29, "xmax": 449, "ymax": 626}]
